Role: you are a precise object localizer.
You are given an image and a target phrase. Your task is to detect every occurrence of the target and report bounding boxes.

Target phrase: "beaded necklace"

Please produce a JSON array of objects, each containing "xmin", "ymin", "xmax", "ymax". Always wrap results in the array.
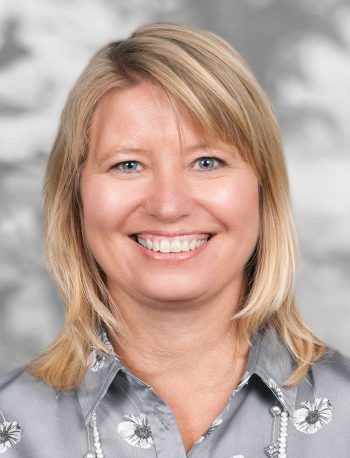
[{"xmin": 265, "ymin": 405, "xmax": 289, "ymax": 457}]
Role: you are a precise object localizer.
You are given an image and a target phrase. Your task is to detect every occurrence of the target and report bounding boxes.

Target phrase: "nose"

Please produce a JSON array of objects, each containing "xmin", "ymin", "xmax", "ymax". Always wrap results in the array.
[{"xmin": 143, "ymin": 166, "xmax": 193, "ymax": 221}]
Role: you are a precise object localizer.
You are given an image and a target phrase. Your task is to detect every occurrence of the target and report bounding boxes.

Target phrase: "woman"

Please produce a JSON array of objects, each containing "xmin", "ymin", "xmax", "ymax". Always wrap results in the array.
[{"xmin": 0, "ymin": 22, "xmax": 349, "ymax": 458}]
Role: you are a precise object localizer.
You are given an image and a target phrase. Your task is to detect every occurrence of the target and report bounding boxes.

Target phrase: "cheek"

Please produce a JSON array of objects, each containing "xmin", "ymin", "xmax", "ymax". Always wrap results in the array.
[
  {"xmin": 207, "ymin": 176, "xmax": 260, "ymax": 238},
  {"xmin": 81, "ymin": 177, "xmax": 130, "ymax": 235}
]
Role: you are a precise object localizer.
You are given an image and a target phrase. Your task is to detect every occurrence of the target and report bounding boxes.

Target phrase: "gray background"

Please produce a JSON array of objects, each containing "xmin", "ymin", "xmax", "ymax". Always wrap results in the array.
[{"xmin": 0, "ymin": 0, "xmax": 349, "ymax": 375}]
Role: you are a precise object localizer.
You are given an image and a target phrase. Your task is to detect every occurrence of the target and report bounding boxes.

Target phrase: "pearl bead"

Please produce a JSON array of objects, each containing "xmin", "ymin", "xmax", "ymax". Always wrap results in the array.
[
  {"xmin": 84, "ymin": 452, "xmax": 95, "ymax": 458},
  {"xmin": 270, "ymin": 405, "xmax": 282, "ymax": 416}
]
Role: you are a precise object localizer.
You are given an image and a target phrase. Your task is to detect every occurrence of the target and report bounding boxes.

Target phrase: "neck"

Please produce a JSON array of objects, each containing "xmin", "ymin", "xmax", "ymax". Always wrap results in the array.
[
  {"xmin": 107, "ymin": 278, "xmax": 249, "ymax": 387},
  {"xmin": 107, "ymin": 279, "xmax": 250, "ymax": 454}
]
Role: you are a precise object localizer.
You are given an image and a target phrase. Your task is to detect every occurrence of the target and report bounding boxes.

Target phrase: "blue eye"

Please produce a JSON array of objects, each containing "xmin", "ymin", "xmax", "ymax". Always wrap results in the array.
[
  {"xmin": 196, "ymin": 157, "xmax": 224, "ymax": 172},
  {"xmin": 112, "ymin": 157, "xmax": 225, "ymax": 175},
  {"xmin": 115, "ymin": 161, "xmax": 139, "ymax": 174}
]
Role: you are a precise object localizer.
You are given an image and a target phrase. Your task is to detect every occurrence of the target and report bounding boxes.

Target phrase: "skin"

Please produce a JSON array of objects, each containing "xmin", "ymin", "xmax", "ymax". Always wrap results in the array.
[{"xmin": 80, "ymin": 80, "xmax": 260, "ymax": 452}]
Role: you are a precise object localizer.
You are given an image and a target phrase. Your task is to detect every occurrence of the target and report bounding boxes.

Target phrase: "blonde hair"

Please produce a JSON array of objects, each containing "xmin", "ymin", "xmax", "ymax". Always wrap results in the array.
[{"xmin": 28, "ymin": 21, "xmax": 325, "ymax": 389}]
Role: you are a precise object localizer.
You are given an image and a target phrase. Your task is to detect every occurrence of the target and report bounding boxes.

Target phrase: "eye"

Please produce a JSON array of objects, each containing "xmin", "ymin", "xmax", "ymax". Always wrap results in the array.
[
  {"xmin": 194, "ymin": 157, "xmax": 225, "ymax": 172},
  {"xmin": 112, "ymin": 160, "xmax": 140, "ymax": 174}
]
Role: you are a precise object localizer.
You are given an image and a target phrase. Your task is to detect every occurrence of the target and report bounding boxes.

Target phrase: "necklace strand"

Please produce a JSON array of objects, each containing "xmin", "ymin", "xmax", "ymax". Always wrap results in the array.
[
  {"xmin": 84, "ymin": 412, "xmax": 104, "ymax": 458},
  {"xmin": 265, "ymin": 405, "xmax": 289, "ymax": 457},
  {"xmin": 277, "ymin": 410, "xmax": 289, "ymax": 457}
]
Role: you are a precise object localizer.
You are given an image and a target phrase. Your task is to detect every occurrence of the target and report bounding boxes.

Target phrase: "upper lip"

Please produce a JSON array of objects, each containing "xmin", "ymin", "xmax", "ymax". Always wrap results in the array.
[{"xmin": 130, "ymin": 231, "xmax": 214, "ymax": 237}]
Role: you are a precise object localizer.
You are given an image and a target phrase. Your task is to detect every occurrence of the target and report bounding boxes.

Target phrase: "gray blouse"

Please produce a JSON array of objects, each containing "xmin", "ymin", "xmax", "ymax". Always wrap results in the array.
[{"xmin": 1, "ymin": 326, "xmax": 350, "ymax": 457}]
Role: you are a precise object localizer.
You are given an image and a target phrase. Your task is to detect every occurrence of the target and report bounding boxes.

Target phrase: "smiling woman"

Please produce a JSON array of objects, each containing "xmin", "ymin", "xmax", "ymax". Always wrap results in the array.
[{"xmin": 0, "ymin": 21, "xmax": 350, "ymax": 458}]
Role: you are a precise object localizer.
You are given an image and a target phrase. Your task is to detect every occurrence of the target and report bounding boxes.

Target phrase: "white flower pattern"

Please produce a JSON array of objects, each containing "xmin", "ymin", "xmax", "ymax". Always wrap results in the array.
[
  {"xmin": 89, "ymin": 328, "xmax": 115, "ymax": 372},
  {"xmin": 230, "ymin": 371, "xmax": 251, "ymax": 399},
  {"xmin": 0, "ymin": 421, "xmax": 22, "ymax": 454},
  {"xmin": 89, "ymin": 349, "xmax": 106, "ymax": 372},
  {"xmin": 267, "ymin": 378, "xmax": 284, "ymax": 401},
  {"xmin": 117, "ymin": 413, "xmax": 154, "ymax": 449},
  {"xmin": 99, "ymin": 329, "xmax": 114, "ymax": 353},
  {"xmin": 194, "ymin": 414, "xmax": 224, "ymax": 445},
  {"xmin": 265, "ymin": 377, "xmax": 289, "ymax": 412},
  {"xmin": 292, "ymin": 397, "xmax": 333, "ymax": 434}
]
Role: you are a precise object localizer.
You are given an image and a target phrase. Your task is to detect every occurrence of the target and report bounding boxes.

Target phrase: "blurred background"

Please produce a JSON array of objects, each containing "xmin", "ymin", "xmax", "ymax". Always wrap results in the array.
[{"xmin": 0, "ymin": 0, "xmax": 349, "ymax": 375}]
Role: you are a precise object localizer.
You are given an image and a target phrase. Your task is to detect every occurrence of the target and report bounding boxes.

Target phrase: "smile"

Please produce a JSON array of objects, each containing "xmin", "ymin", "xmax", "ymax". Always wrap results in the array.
[
  {"xmin": 134, "ymin": 235, "xmax": 212, "ymax": 253},
  {"xmin": 128, "ymin": 233, "xmax": 215, "ymax": 262}
]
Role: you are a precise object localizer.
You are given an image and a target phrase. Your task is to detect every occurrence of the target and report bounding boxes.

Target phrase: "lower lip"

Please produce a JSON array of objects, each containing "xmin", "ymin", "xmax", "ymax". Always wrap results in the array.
[{"xmin": 129, "ymin": 236, "xmax": 215, "ymax": 264}]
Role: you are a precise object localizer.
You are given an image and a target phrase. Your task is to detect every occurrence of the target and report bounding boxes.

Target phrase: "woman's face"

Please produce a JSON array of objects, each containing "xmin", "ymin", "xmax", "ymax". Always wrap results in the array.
[{"xmin": 81, "ymin": 81, "xmax": 260, "ymax": 309}]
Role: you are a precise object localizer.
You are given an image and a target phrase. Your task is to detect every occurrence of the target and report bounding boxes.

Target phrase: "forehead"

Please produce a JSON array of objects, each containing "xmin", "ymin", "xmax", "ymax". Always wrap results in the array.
[{"xmin": 88, "ymin": 81, "xmax": 216, "ymax": 157}]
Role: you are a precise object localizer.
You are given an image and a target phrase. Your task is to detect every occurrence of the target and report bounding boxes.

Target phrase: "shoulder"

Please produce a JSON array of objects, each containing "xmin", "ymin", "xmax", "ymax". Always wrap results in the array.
[
  {"xmin": 0, "ymin": 364, "xmax": 73, "ymax": 423},
  {"xmin": 0, "ymin": 365, "xmax": 57, "ymax": 403},
  {"xmin": 0, "ymin": 366, "xmax": 87, "ymax": 455},
  {"xmin": 0, "ymin": 365, "xmax": 58, "ymax": 422},
  {"xmin": 309, "ymin": 348, "xmax": 350, "ymax": 415},
  {"xmin": 312, "ymin": 347, "xmax": 350, "ymax": 387}
]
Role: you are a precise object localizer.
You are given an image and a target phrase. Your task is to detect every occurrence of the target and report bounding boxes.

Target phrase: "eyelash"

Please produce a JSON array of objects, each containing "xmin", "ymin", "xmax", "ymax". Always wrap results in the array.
[{"xmin": 111, "ymin": 157, "xmax": 226, "ymax": 175}]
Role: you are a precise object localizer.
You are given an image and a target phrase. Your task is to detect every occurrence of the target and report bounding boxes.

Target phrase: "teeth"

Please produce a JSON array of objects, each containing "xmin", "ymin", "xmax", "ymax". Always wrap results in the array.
[{"xmin": 136, "ymin": 236, "xmax": 209, "ymax": 253}]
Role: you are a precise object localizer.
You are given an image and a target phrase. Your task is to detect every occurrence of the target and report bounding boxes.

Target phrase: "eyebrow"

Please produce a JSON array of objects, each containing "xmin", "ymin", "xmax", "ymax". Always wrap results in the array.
[{"xmin": 95, "ymin": 144, "xmax": 215, "ymax": 165}]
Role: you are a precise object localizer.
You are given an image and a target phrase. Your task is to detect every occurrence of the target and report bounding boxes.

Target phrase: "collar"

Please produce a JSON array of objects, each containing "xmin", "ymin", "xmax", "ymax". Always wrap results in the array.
[
  {"xmin": 244, "ymin": 326, "xmax": 299, "ymax": 414},
  {"xmin": 76, "ymin": 325, "xmax": 299, "ymax": 424}
]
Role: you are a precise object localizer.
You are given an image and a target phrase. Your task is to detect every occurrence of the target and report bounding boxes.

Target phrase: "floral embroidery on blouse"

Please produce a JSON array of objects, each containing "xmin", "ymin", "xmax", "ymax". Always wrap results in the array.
[
  {"xmin": 89, "ymin": 328, "xmax": 115, "ymax": 372},
  {"xmin": 0, "ymin": 420, "xmax": 22, "ymax": 454},
  {"xmin": 230, "ymin": 371, "xmax": 251, "ymax": 399},
  {"xmin": 264, "ymin": 377, "xmax": 289, "ymax": 412},
  {"xmin": 266, "ymin": 378, "xmax": 284, "ymax": 401},
  {"xmin": 194, "ymin": 414, "xmax": 224, "ymax": 445},
  {"xmin": 98, "ymin": 329, "xmax": 114, "ymax": 352},
  {"xmin": 117, "ymin": 413, "xmax": 154, "ymax": 448},
  {"xmin": 292, "ymin": 397, "xmax": 333, "ymax": 434},
  {"xmin": 89, "ymin": 349, "xmax": 106, "ymax": 372}
]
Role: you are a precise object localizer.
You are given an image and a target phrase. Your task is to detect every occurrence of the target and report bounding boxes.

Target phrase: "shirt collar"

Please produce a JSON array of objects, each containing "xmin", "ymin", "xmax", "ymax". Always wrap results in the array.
[
  {"xmin": 76, "ymin": 325, "xmax": 124, "ymax": 425},
  {"xmin": 76, "ymin": 324, "xmax": 299, "ymax": 424},
  {"xmin": 244, "ymin": 326, "xmax": 299, "ymax": 414}
]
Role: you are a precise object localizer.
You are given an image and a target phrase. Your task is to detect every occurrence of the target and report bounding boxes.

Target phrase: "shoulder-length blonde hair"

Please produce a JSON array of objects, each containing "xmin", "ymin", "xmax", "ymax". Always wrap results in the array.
[{"xmin": 28, "ymin": 21, "xmax": 325, "ymax": 390}]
